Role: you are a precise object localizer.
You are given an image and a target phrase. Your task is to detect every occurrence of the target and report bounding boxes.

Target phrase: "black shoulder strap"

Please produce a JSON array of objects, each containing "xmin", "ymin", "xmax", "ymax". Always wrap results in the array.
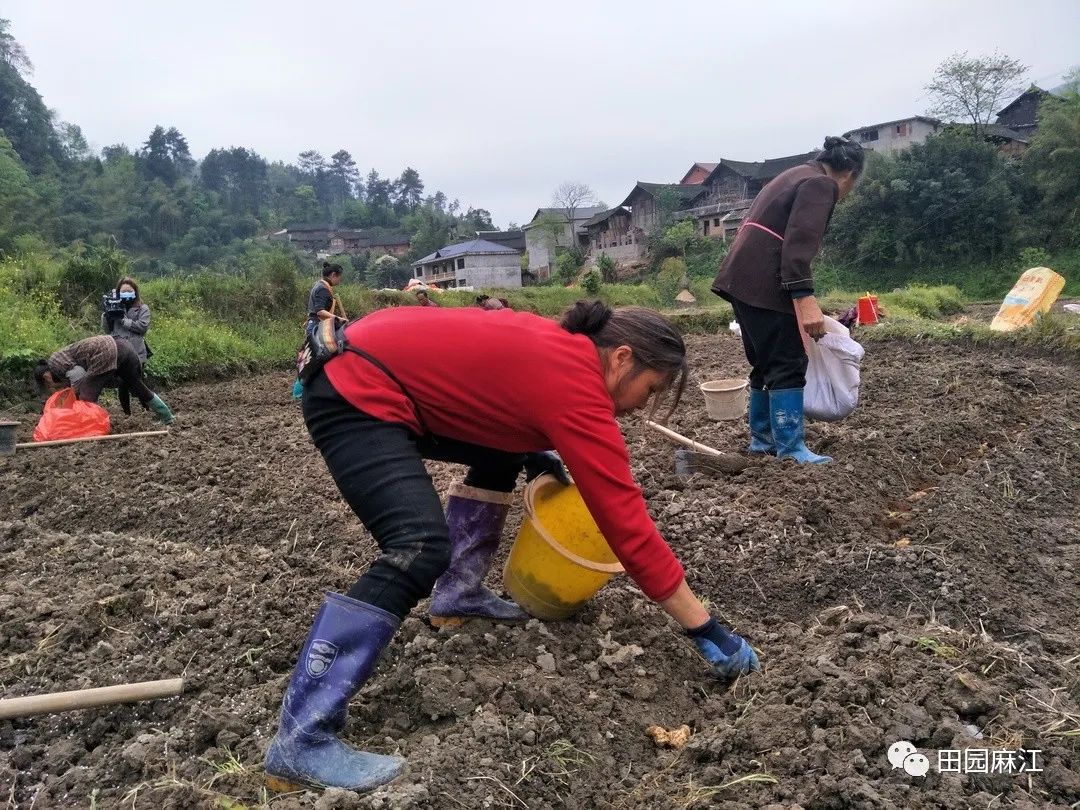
[{"xmin": 343, "ymin": 345, "xmax": 429, "ymax": 434}]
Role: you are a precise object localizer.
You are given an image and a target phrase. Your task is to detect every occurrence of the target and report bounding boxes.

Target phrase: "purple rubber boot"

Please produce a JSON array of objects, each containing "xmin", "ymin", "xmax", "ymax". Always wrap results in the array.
[{"xmin": 429, "ymin": 482, "xmax": 528, "ymax": 626}]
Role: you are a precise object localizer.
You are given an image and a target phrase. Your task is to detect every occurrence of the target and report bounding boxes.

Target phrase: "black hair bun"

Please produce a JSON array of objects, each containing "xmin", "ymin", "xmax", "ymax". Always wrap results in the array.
[
  {"xmin": 561, "ymin": 300, "xmax": 613, "ymax": 335},
  {"xmin": 823, "ymin": 135, "xmax": 848, "ymax": 150}
]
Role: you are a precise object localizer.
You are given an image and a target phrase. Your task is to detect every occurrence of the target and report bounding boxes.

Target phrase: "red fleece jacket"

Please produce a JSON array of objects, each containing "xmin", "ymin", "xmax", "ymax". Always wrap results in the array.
[{"xmin": 324, "ymin": 307, "xmax": 684, "ymax": 602}]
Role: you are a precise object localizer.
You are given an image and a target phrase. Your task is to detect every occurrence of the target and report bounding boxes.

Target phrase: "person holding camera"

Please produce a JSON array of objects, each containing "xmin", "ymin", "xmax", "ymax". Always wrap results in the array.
[
  {"xmin": 101, "ymin": 276, "xmax": 152, "ymax": 366},
  {"xmin": 33, "ymin": 335, "xmax": 174, "ymax": 424}
]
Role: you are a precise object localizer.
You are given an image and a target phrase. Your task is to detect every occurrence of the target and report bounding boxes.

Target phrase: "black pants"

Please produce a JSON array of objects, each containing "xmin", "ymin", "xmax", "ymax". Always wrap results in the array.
[
  {"xmin": 731, "ymin": 298, "xmax": 808, "ymax": 391},
  {"xmin": 79, "ymin": 338, "xmax": 156, "ymax": 406},
  {"xmin": 302, "ymin": 371, "xmax": 526, "ymax": 619}
]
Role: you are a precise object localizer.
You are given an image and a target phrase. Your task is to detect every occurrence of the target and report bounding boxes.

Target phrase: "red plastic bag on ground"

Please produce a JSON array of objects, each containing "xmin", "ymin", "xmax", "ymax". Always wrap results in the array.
[{"xmin": 32, "ymin": 388, "xmax": 111, "ymax": 442}]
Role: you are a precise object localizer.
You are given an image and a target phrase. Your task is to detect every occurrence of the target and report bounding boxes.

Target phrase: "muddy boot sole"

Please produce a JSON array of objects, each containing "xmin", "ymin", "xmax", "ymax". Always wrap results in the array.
[
  {"xmin": 264, "ymin": 774, "xmax": 308, "ymax": 793},
  {"xmin": 429, "ymin": 613, "xmax": 529, "ymax": 628},
  {"xmin": 265, "ymin": 767, "xmax": 407, "ymax": 794}
]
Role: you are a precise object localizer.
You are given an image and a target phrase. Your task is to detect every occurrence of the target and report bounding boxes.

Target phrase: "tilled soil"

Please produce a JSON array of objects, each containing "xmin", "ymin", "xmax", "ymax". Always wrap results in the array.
[{"xmin": 1, "ymin": 331, "xmax": 1078, "ymax": 809}]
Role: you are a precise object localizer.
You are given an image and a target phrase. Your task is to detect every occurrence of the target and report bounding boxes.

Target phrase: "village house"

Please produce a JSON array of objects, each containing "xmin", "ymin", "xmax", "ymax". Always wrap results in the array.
[
  {"xmin": 695, "ymin": 152, "xmax": 818, "ymax": 205},
  {"xmin": 269, "ymin": 225, "xmax": 412, "ymax": 258},
  {"xmin": 995, "ymin": 85, "xmax": 1064, "ymax": 139},
  {"xmin": 412, "ymin": 238, "xmax": 522, "ymax": 290},
  {"xmin": 476, "ymin": 229, "xmax": 526, "ymax": 252},
  {"xmin": 674, "ymin": 152, "xmax": 816, "ymax": 239},
  {"xmin": 620, "ymin": 183, "xmax": 707, "ymax": 234},
  {"xmin": 843, "ymin": 116, "xmax": 943, "ymax": 153},
  {"xmin": 523, "ymin": 206, "xmax": 607, "ymax": 277},
  {"xmin": 678, "ymin": 162, "xmax": 718, "ymax": 185},
  {"xmin": 582, "ymin": 206, "xmax": 642, "ymax": 269}
]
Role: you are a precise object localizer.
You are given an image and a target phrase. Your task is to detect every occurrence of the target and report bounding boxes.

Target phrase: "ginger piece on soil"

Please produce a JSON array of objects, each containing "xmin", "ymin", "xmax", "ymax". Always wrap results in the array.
[{"xmin": 646, "ymin": 724, "xmax": 692, "ymax": 749}]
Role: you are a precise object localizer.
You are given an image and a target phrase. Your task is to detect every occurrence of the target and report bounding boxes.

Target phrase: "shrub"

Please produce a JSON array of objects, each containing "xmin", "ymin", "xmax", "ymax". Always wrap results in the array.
[
  {"xmin": 652, "ymin": 257, "xmax": 687, "ymax": 303},
  {"xmin": 1017, "ymin": 246, "xmax": 1052, "ymax": 270},
  {"xmin": 596, "ymin": 253, "xmax": 617, "ymax": 283},
  {"xmin": 58, "ymin": 242, "xmax": 129, "ymax": 315},
  {"xmin": 582, "ymin": 269, "xmax": 602, "ymax": 296},
  {"xmin": 554, "ymin": 252, "xmax": 580, "ymax": 285}
]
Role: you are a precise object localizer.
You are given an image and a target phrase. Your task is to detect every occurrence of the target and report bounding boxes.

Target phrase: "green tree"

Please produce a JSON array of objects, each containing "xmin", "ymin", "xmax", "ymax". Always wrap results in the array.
[
  {"xmin": 0, "ymin": 19, "xmax": 61, "ymax": 172},
  {"xmin": 395, "ymin": 167, "xmax": 424, "ymax": 212},
  {"xmin": 1024, "ymin": 77, "xmax": 1080, "ymax": 246},
  {"xmin": 926, "ymin": 51, "xmax": 1027, "ymax": 135},
  {"xmin": 659, "ymin": 219, "xmax": 703, "ymax": 257},
  {"xmin": 0, "ymin": 133, "xmax": 35, "ymax": 247},
  {"xmin": 830, "ymin": 131, "xmax": 1019, "ymax": 266},
  {"xmin": 327, "ymin": 149, "xmax": 360, "ymax": 210}
]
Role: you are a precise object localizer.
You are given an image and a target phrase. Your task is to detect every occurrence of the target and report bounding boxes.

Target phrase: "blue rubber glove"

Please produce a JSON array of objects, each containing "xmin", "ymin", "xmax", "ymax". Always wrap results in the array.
[
  {"xmin": 687, "ymin": 617, "xmax": 760, "ymax": 680},
  {"xmin": 523, "ymin": 451, "xmax": 571, "ymax": 486}
]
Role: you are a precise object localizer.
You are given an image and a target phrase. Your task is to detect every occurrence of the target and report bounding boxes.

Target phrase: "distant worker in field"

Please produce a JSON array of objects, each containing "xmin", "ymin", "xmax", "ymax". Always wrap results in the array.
[
  {"xmin": 101, "ymin": 276, "xmax": 152, "ymax": 366},
  {"xmin": 293, "ymin": 262, "xmax": 347, "ymax": 398},
  {"xmin": 476, "ymin": 294, "xmax": 510, "ymax": 310},
  {"xmin": 306, "ymin": 262, "xmax": 347, "ymax": 337},
  {"xmin": 414, "ymin": 288, "xmax": 439, "ymax": 306},
  {"xmin": 263, "ymin": 301, "xmax": 759, "ymax": 794},
  {"xmin": 712, "ymin": 135, "xmax": 865, "ymax": 464},
  {"xmin": 33, "ymin": 335, "xmax": 174, "ymax": 424}
]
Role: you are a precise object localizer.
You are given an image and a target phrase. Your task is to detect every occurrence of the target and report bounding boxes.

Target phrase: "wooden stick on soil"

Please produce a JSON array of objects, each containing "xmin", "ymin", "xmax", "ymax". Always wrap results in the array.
[
  {"xmin": 15, "ymin": 429, "xmax": 169, "ymax": 450},
  {"xmin": 644, "ymin": 420, "xmax": 724, "ymax": 456},
  {"xmin": 0, "ymin": 678, "xmax": 184, "ymax": 720}
]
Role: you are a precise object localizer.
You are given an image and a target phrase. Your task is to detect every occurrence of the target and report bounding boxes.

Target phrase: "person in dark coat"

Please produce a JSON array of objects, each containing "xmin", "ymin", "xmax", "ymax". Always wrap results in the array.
[{"xmin": 712, "ymin": 136, "xmax": 865, "ymax": 464}]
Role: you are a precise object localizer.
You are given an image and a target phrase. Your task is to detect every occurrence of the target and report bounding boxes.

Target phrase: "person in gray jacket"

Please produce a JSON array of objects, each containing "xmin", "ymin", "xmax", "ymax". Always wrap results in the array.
[{"xmin": 102, "ymin": 276, "xmax": 152, "ymax": 365}]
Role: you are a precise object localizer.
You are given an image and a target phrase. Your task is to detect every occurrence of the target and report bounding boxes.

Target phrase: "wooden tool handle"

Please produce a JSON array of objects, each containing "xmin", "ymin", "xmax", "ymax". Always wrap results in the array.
[
  {"xmin": 0, "ymin": 678, "xmax": 184, "ymax": 719},
  {"xmin": 644, "ymin": 420, "xmax": 723, "ymax": 457},
  {"xmin": 15, "ymin": 429, "xmax": 169, "ymax": 450}
]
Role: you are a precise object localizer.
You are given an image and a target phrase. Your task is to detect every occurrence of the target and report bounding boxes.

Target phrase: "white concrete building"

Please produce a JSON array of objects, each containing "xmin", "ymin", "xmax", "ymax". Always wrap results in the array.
[
  {"xmin": 522, "ymin": 206, "xmax": 607, "ymax": 277},
  {"xmin": 412, "ymin": 238, "xmax": 522, "ymax": 290},
  {"xmin": 843, "ymin": 116, "xmax": 943, "ymax": 153}
]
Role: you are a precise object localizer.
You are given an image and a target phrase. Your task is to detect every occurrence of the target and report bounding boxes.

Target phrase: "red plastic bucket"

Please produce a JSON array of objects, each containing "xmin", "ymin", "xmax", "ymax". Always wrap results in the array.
[{"xmin": 857, "ymin": 294, "xmax": 879, "ymax": 325}]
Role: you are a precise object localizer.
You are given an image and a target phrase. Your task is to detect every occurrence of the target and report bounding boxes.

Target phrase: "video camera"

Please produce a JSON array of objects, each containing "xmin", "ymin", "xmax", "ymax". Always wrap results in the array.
[{"xmin": 102, "ymin": 289, "xmax": 126, "ymax": 321}]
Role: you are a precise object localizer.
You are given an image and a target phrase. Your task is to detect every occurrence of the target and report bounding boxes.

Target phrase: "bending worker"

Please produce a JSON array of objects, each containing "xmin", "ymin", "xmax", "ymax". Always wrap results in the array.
[
  {"xmin": 264, "ymin": 301, "xmax": 760, "ymax": 794},
  {"xmin": 712, "ymin": 135, "xmax": 864, "ymax": 463},
  {"xmin": 33, "ymin": 335, "xmax": 174, "ymax": 424}
]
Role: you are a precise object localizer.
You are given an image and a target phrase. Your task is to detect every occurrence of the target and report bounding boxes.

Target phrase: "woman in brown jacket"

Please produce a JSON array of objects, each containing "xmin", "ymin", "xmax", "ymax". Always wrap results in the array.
[{"xmin": 712, "ymin": 136, "xmax": 864, "ymax": 464}]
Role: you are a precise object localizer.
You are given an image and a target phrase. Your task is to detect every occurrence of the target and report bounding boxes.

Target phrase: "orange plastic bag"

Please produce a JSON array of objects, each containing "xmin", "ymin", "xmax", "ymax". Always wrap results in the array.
[{"xmin": 32, "ymin": 388, "xmax": 111, "ymax": 442}]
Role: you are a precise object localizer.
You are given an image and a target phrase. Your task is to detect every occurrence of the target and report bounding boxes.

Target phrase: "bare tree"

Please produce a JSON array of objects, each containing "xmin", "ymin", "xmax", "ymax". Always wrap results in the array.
[
  {"xmin": 552, "ymin": 181, "xmax": 596, "ymax": 246},
  {"xmin": 925, "ymin": 51, "xmax": 1028, "ymax": 135}
]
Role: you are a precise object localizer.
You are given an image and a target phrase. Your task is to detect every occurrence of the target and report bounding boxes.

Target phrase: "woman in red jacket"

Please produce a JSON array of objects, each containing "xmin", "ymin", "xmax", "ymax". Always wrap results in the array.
[
  {"xmin": 264, "ymin": 301, "xmax": 759, "ymax": 794},
  {"xmin": 712, "ymin": 136, "xmax": 864, "ymax": 464}
]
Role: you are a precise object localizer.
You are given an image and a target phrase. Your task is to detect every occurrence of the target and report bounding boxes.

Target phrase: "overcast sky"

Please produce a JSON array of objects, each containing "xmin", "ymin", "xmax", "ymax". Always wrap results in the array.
[{"xmin": 5, "ymin": 1, "xmax": 1078, "ymax": 227}]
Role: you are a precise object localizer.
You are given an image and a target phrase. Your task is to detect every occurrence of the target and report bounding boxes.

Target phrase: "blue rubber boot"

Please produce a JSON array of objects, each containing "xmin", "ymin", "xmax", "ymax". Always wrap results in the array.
[
  {"xmin": 747, "ymin": 387, "xmax": 775, "ymax": 455},
  {"xmin": 264, "ymin": 593, "xmax": 405, "ymax": 793},
  {"xmin": 148, "ymin": 395, "xmax": 174, "ymax": 425},
  {"xmin": 769, "ymin": 388, "xmax": 831, "ymax": 464},
  {"xmin": 430, "ymin": 483, "xmax": 528, "ymax": 626}
]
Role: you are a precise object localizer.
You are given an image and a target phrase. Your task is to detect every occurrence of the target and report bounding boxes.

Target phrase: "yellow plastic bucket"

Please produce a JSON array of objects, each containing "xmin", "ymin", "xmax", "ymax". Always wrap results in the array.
[{"xmin": 503, "ymin": 474, "xmax": 624, "ymax": 620}]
